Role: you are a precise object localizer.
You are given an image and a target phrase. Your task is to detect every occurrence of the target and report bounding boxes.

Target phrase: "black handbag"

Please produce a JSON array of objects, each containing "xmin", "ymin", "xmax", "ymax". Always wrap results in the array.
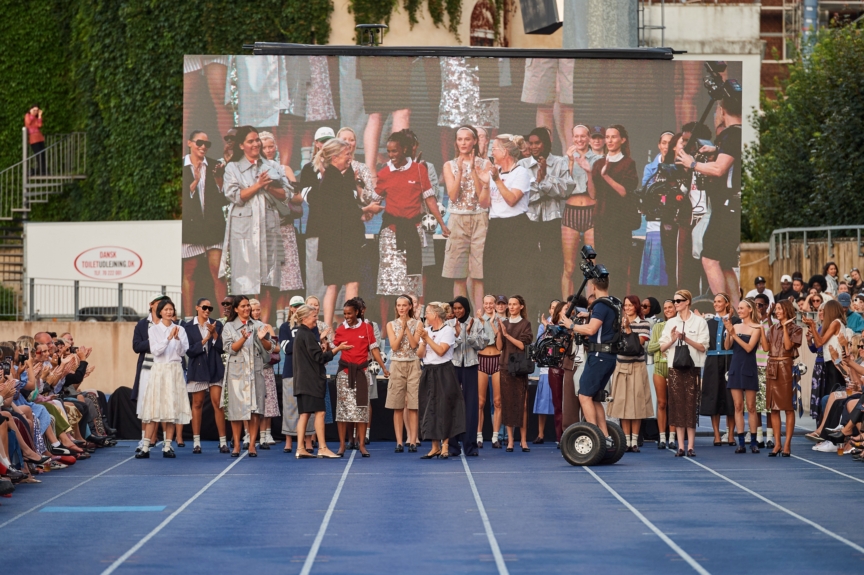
[
  {"xmin": 619, "ymin": 330, "xmax": 643, "ymax": 357},
  {"xmin": 508, "ymin": 351, "xmax": 536, "ymax": 377},
  {"xmin": 672, "ymin": 321, "xmax": 695, "ymax": 369}
]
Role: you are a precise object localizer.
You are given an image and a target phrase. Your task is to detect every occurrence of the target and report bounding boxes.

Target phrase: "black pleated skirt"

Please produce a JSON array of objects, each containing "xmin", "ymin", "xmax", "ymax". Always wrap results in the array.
[{"xmin": 419, "ymin": 361, "xmax": 466, "ymax": 441}]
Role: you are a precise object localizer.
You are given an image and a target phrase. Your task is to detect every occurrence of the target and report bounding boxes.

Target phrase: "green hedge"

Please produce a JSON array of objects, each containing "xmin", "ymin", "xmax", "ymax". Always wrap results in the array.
[{"xmin": 0, "ymin": 0, "xmax": 333, "ymax": 222}]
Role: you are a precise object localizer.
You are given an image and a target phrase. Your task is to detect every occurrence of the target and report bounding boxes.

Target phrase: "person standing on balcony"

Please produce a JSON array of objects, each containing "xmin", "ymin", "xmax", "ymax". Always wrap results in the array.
[{"xmin": 25, "ymin": 105, "xmax": 45, "ymax": 175}]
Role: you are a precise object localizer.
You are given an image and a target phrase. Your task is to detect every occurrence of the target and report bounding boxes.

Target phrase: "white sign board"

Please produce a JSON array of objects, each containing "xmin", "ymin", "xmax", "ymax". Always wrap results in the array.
[{"xmin": 24, "ymin": 221, "xmax": 182, "ymax": 319}]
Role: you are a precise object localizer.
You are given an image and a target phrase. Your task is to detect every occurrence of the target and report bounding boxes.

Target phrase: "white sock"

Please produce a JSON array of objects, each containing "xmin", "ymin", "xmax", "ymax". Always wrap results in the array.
[
  {"xmin": 659, "ymin": 432, "xmax": 667, "ymax": 444},
  {"xmin": 243, "ymin": 432, "xmax": 249, "ymax": 444},
  {"xmin": 163, "ymin": 441, "xmax": 172, "ymax": 452},
  {"xmin": 265, "ymin": 429, "xmax": 272, "ymax": 443},
  {"xmin": 477, "ymin": 432, "xmax": 484, "ymax": 442},
  {"xmin": 625, "ymin": 435, "xmax": 632, "ymax": 447},
  {"xmin": 141, "ymin": 439, "xmax": 151, "ymax": 453},
  {"xmin": 493, "ymin": 431, "xmax": 499, "ymax": 442},
  {"xmin": 746, "ymin": 432, "xmax": 752, "ymax": 443},
  {"xmin": 365, "ymin": 428, "xmax": 370, "ymax": 440},
  {"xmin": 219, "ymin": 436, "xmax": 227, "ymax": 447},
  {"xmin": 52, "ymin": 441, "xmax": 61, "ymax": 448},
  {"xmin": 630, "ymin": 434, "xmax": 638, "ymax": 447},
  {"xmin": 669, "ymin": 431, "xmax": 676, "ymax": 444},
  {"xmin": 756, "ymin": 428, "xmax": 763, "ymax": 441},
  {"xmin": 766, "ymin": 428, "xmax": 774, "ymax": 440},
  {"xmin": 193, "ymin": 435, "xmax": 201, "ymax": 448}
]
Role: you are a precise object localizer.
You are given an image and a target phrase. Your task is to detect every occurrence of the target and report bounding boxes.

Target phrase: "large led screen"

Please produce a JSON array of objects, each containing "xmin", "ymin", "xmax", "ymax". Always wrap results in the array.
[{"xmin": 182, "ymin": 53, "xmax": 743, "ymax": 323}]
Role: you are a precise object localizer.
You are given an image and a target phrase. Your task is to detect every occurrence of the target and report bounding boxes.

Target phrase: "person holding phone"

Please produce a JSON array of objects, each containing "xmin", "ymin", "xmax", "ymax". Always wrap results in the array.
[
  {"xmin": 136, "ymin": 300, "xmax": 191, "ymax": 459},
  {"xmin": 221, "ymin": 295, "xmax": 274, "ymax": 457},
  {"xmin": 219, "ymin": 126, "xmax": 293, "ymax": 320}
]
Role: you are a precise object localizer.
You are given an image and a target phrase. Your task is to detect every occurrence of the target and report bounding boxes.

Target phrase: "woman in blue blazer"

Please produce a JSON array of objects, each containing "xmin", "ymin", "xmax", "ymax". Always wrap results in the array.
[{"xmin": 184, "ymin": 297, "xmax": 227, "ymax": 453}]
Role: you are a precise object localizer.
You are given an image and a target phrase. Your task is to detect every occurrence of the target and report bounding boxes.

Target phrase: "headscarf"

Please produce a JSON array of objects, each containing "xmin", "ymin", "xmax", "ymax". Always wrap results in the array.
[
  {"xmin": 645, "ymin": 297, "xmax": 662, "ymax": 319},
  {"xmin": 452, "ymin": 296, "xmax": 472, "ymax": 324}
]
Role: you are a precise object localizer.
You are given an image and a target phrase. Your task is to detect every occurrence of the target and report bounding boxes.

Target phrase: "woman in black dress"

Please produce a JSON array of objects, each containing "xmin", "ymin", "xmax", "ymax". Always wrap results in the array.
[
  {"xmin": 292, "ymin": 304, "xmax": 352, "ymax": 459},
  {"xmin": 700, "ymin": 293, "xmax": 740, "ymax": 446},
  {"xmin": 307, "ymin": 138, "xmax": 366, "ymax": 327},
  {"xmin": 724, "ymin": 298, "xmax": 765, "ymax": 454}
]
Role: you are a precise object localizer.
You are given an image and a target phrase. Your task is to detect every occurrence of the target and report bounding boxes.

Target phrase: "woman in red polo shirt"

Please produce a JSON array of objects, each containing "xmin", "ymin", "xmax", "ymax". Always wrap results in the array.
[
  {"xmin": 373, "ymin": 132, "xmax": 447, "ymax": 321},
  {"xmin": 333, "ymin": 299, "xmax": 389, "ymax": 457}
]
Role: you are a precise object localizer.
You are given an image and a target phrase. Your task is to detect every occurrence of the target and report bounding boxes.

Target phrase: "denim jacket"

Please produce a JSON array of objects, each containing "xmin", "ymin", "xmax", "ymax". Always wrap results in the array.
[{"xmin": 452, "ymin": 317, "xmax": 493, "ymax": 367}]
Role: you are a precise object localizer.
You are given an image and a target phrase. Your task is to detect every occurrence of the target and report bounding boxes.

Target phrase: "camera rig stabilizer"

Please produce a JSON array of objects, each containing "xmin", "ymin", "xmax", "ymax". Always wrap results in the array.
[{"xmin": 527, "ymin": 245, "xmax": 608, "ymax": 369}]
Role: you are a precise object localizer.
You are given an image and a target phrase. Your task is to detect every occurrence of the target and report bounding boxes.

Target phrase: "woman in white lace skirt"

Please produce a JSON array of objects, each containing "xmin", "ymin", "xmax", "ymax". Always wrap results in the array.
[{"xmin": 136, "ymin": 300, "xmax": 191, "ymax": 459}]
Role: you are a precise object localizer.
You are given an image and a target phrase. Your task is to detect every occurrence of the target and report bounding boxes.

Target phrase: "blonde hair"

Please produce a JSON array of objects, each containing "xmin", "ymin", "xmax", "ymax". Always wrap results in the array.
[
  {"xmin": 313, "ymin": 138, "xmax": 349, "ymax": 173},
  {"xmin": 17, "ymin": 335, "xmax": 34, "ymax": 350},
  {"xmin": 493, "ymin": 134, "xmax": 527, "ymax": 160},
  {"xmin": 248, "ymin": 298, "xmax": 261, "ymax": 307},
  {"xmin": 336, "ymin": 127, "xmax": 356, "ymax": 141},
  {"xmin": 739, "ymin": 298, "xmax": 760, "ymax": 324},
  {"xmin": 674, "ymin": 289, "xmax": 693, "ymax": 304},
  {"xmin": 258, "ymin": 130, "xmax": 275, "ymax": 143},
  {"xmin": 440, "ymin": 302, "xmax": 452, "ymax": 317},
  {"xmin": 425, "ymin": 302, "xmax": 447, "ymax": 322},
  {"xmin": 293, "ymin": 305, "xmax": 317, "ymax": 324},
  {"xmin": 305, "ymin": 295, "xmax": 320, "ymax": 306}
]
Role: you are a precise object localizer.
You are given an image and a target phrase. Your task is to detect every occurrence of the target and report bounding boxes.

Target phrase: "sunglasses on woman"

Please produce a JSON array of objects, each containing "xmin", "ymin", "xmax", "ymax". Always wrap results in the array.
[
  {"xmin": 672, "ymin": 299, "xmax": 687, "ymax": 304},
  {"xmin": 641, "ymin": 304, "xmax": 650, "ymax": 309},
  {"xmin": 200, "ymin": 305, "xmax": 214, "ymax": 312},
  {"xmin": 193, "ymin": 139, "xmax": 212, "ymax": 149}
]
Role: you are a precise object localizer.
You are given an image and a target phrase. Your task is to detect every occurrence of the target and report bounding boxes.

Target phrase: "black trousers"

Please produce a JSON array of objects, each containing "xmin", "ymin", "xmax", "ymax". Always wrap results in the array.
[
  {"xmin": 30, "ymin": 141, "xmax": 46, "ymax": 175},
  {"xmin": 451, "ymin": 365, "xmax": 479, "ymax": 456}
]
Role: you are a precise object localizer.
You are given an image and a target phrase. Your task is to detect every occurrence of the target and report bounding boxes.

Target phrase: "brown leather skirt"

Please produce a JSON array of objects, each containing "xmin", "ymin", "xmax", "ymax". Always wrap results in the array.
[{"xmin": 766, "ymin": 357, "xmax": 794, "ymax": 411}]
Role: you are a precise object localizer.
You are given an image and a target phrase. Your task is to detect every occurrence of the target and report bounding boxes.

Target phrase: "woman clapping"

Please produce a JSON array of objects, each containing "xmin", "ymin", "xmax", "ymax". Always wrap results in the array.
[{"xmin": 418, "ymin": 302, "xmax": 466, "ymax": 459}]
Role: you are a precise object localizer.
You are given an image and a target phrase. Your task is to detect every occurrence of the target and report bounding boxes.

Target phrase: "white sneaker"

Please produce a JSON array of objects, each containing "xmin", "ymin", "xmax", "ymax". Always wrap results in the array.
[
  {"xmin": 721, "ymin": 432, "xmax": 729, "ymax": 443},
  {"xmin": 813, "ymin": 440, "xmax": 838, "ymax": 453}
]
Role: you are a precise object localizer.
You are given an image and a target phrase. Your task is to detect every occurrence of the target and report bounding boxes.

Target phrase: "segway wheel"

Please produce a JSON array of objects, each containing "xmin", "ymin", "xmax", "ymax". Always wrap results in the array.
[
  {"xmin": 600, "ymin": 420, "xmax": 627, "ymax": 465},
  {"xmin": 560, "ymin": 422, "xmax": 607, "ymax": 466}
]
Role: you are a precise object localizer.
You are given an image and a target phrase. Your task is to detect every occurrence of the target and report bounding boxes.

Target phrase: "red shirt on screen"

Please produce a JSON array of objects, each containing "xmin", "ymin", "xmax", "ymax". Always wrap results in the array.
[
  {"xmin": 334, "ymin": 320, "xmax": 376, "ymax": 367},
  {"xmin": 374, "ymin": 158, "xmax": 432, "ymax": 219}
]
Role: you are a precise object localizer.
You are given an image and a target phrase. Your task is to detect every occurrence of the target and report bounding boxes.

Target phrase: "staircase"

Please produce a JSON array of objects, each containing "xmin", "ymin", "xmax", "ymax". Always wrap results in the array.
[{"xmin": 0, "ymin": 129, "xmax": 86, "ymax": 318}]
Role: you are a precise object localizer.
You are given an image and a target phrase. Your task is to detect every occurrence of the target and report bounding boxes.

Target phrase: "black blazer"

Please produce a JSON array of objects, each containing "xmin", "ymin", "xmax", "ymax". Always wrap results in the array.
[
  {"xmin": 183, "ymin": 318, "xmax": 225, "ymax": 384},
  {"xmin": 292, "ymin": 324, "xmax": 333, "ymax": 399},
  {"xmin": 131, "ymin": 318, "xmax": 150, "ymax": 401},
  {"xmin": 182, "ymin": 156, "xmax": 228, "ymax": 246}
]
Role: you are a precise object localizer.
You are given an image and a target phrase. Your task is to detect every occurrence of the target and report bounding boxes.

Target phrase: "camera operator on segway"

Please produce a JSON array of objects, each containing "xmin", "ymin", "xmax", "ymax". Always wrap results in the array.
[{"xmin": 542, "ymin": 245, "xmax": 628, "ymax": 466}]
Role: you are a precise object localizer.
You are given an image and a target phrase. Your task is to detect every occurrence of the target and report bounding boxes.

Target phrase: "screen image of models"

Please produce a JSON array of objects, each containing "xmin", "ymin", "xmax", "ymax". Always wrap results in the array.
[{"xmin": 181, "ymin": 54, "xmax": 742, "ymax": 317}]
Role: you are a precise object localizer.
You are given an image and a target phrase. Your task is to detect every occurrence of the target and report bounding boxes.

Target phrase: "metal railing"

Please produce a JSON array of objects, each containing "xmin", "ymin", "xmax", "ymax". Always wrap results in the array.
[
  {"xmin": 769, "ymin": 225, "xmax": 864, "ymax": 264},
  {"xmin": 26, "ymin": 278, "xmax": 181, "ymax": 322},
  {"xmin": 0, "ymin": 130, "xmax": 86, "ymax": 221}
]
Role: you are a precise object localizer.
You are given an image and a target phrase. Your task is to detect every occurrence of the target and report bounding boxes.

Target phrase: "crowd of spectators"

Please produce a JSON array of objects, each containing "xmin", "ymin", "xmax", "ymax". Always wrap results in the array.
[{"xmin": 1, "ymin": 331, "xmax": 114, "ymax": 500}]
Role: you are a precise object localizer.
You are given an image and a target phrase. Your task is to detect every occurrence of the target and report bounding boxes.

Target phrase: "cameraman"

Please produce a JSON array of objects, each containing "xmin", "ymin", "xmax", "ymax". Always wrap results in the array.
[
  {"xmin": 676, "ymin": 87, "xmax": 742, "ymax": 308},
  {"xmin": 558, "ymin": 275, "xmax": 616, "ymax": 443}
]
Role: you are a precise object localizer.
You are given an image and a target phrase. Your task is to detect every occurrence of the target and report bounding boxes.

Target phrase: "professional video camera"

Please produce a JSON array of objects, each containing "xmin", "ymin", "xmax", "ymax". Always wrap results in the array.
[
  {"xmin": 528, "ymin": 245, "xmax": 607, "ymax": 367},
  {"xmin": 633, "ymin": 164, "xmax": 689, "ymax": 223},
  {"xmin": 684, "ymin": 61, "xmax": 743, "ymax": 156}
]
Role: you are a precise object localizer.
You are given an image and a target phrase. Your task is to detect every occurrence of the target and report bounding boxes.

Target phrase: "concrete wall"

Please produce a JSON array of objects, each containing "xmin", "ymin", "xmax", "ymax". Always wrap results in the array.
[
  {"xmin": 642, "ymin": 3, "xmax": 762, "ymax": 55},
  {"xmin": 0, "ymin": 321, "xmax": 137, "ymax": 394}
]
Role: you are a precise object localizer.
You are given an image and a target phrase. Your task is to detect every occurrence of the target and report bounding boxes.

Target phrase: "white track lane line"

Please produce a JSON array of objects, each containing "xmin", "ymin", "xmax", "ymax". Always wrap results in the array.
[
  {"xmin": 100, "ymin": 451, "xmax": 247, "ymax": 575},
  {"xmin": 584, "ymin": 467, "xmax": 711, "ymax": 575},
  {"xmin": 790, "ymin": 454, "xmax": 864, "ymax": 485},
  {"xmin": 0, "ymin": 450, "xmax": 142, "ymax": 529},
  {"xmin": 460, "ymin": 453, "xmax": 509, "ymax": 575},
  {"xmin": 677, "ymin": 453, "xmax": 864, "ymax": 554},
  {"xmin": 299, "ymin": 450, "xmax": 357, "ymax": 575}
]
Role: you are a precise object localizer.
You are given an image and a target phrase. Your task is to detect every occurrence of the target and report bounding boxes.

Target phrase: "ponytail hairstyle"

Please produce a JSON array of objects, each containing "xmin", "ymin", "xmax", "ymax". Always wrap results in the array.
[
  {"xmin": 313, "ymin": 138, "xmax": 349, "ymax": 173},
  {"xmin": 494, "ymin": 134, "xmax": 528, "ymax": 161},
  {"xmin": 229, "ymin": 126, "xmax": 259, "ymax": 162},
  {"xmin": 607, "ymin": 124, "xmax": 631, "ymax": 157},
  {"xmin": 509, "ymin": 294, "xmax": 528, "ymax": 319}
]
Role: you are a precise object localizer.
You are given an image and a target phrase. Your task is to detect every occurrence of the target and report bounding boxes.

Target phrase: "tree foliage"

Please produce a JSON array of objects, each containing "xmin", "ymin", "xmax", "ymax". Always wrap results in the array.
[
  {"xmin": 743, "ymin": 24, "xmax": 864, "ymax": 241},
  {"xmin": 0, "ymin": 0, "xmax": 334, "ymax": 223}
]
